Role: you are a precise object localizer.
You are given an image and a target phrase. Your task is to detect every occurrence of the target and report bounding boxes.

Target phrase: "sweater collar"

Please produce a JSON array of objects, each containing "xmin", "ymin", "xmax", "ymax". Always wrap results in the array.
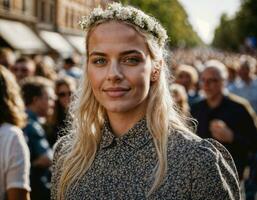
[{"xmin": 99, "ymin": 117, "xmax": 152, "ymax": 150}]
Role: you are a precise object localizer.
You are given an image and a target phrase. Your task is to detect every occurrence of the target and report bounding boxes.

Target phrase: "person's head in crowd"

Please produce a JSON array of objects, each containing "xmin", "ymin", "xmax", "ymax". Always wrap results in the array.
[
  {"xmin": 175, "ymin": 64, "xmax": 199, "ymax": 92},
  {"xmin": 201, "ymin": 60, "xmax": 228, "ymax": 103},
  {"xmin": 0, "ymin": 65, "xmax": 26, "ymax": 128},
  {"xmin": 11, "ymin": 57, "xmax": 36, "ymax": 82},
  {"xmin": 224, "ymin": 58, "xmax": 239, "ymax": 84},
  {"xmin": 35, "ymin": 61, "xmax": 57, "ymax": 81},
  {"xmin": 55, "ymin": 76, "xmax": 76, "ymax": 111},
  {"xmin": 170, "ymin": 83, "xmax": 190, "ymax": 116},
  {"xmin": 238, "ymin": 55, "xmax": 257, "ymax": 82},
  {"xmin": 21, "ymin": 76, "xmax": 56, "ymax": 118},
  {"xmin": 0, "ymin": 48, "xmax": 15, "ymax": 69},
  {"xmin": 63, "ymin": 57, "xmax": 76, "ymax": 70}
]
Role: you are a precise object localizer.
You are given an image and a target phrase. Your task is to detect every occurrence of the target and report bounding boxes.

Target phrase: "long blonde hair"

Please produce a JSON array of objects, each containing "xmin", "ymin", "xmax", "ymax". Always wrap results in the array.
[
  {"xmin": 57, "ymin": 19, "xmax": 193, "ymax": 200},
  {"xmin": 0, "ymin": 65, "xmax": 27, "ymax": 128}
]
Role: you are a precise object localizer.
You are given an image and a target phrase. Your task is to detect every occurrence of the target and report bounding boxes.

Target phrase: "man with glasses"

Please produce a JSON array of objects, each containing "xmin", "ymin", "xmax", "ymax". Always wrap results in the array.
[{"xmin": 191, "ymin": 60, "xmax": 257, "ymax": 181}]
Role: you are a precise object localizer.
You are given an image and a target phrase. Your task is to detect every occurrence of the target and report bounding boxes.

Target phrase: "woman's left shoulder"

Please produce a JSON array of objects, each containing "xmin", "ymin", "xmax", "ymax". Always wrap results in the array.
[
  {"xmin": 168, "ymin": 131, "xmax": 235, "ymax": 163},
  {"xmin": 167, "ymin": 131, "xmax": 241, "ymax": 199}
]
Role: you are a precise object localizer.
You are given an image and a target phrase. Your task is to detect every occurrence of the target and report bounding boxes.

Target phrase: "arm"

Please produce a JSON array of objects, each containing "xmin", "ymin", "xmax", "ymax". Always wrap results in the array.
[
  {"xmin": 6, "ymin": 129, "xmax": 31, "ymax": 200},
  {"xmin": 32, "ymin": 153, "xmax": 52, "ymax": 168},
  {"xmin": 26, "ymin": 125, "xmax": 53, "ymax": 168},
  {"xmin": 7, "ymin": 188, "xmax": 30, "ymax": 200}
]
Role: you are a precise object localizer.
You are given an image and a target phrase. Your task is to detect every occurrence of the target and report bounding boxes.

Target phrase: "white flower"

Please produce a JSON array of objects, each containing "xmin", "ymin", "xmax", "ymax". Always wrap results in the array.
[
  {"xmin": 78, "ymin": 2, "xmax": 168, "ymax": 47},
  {"xmin": 121, "ymin": 9, "xmax": 131, "ymax": 20},
  {"xmin": 109, "ymin": 2, "xmax": 122, "ymax": 11},
  {"xmin": 102, "ymin": 10, "xmax": 113, "ymax": 19},
  {"xmin": 91, "ymin": 7, "xmax": 103, "ymax": 17},
  {"xmin": 134, "ymin": 16, "xmax": 144, "ymax": 28}
]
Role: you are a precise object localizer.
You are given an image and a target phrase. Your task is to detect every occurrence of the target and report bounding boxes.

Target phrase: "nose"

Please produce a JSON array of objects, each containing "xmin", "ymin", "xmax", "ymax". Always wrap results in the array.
[{"xmin": 107, "ymin": 60, "xmax": 123, "ymax": 82}]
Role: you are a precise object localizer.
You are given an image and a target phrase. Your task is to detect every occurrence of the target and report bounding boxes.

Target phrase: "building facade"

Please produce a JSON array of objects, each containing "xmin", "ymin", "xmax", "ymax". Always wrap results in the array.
[
  {"xmin": 0, "ymin": 0, "xmax": 111, "ymax": 55},
  {"xmin": 0, "ymin": 0, "xmax": 36, "ymax": 23}
]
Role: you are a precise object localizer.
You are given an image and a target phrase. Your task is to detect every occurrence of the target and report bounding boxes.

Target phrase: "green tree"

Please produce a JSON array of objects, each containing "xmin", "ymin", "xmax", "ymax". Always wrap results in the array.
[
  {"xmin": 212, "ymin": 0, "xmax": 257, "ymax": 51},
  {"xmin": 120, "ymin": 0, "xmax": 202, "ymax": 47}
]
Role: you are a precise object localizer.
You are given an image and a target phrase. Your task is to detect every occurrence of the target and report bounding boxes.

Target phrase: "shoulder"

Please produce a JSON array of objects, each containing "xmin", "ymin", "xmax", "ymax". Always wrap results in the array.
[
  {"xmin": 53, "ymin": 134, "xmax": 73, "ymax": 155},
  {"xmin": 168, "ymin": 131, "xmax": 236, "ymax": 166},
  {"xmin": 190, "ymin": 99, "xmax": 207, "ymax": 112},
  {"xmin": 167, "ymin": 131, "xmax": 240, "ymax": 199},
  {"xmin": 0, "ymin": 123, "xmax": 29, "ymax": 162},
  {"xmin": 0, "ymin": 123, "xmax": 26, "ymax": 145},
  {"xmin": 52, "ymin": 134, "xmax": 73, "ymax": 168},
  {"xmin": 52, "ymin": 134, "xmax": 72, "ymax": 166},
  {"xmin": 226, "ymin": 93, "xmax": 255, "ymax": 116}
]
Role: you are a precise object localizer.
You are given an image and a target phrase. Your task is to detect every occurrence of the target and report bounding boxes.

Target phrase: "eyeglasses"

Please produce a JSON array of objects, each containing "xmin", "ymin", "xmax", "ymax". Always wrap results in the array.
[
  {"xmin": 200, "ymin": 78, "xmax": 220, "ymax": 85},
  {"xmin": 57, "ymin": 91, "xmax": 72, "ymax": 98},
  {"xmin": 11, "ymin": 67, "xmax": 29, "ymax": 73}
]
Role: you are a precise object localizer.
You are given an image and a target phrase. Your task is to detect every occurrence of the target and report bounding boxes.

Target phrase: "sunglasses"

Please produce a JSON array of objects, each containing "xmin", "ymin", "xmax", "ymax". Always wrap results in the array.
[
  {"xmin": 11, "ymin": 67, "xmax": 29, "ymax": 73},
  {"xmin": 200, "ymin": 78, "xmax": 220, "ymax": 85},
  {"xmin": 57, "ymin": 91, "xmax": 72, "ymax": 98}
]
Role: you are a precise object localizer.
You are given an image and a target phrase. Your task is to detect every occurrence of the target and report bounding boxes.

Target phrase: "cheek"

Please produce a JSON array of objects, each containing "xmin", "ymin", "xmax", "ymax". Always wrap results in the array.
[{"xmin": 87, "ymin": 68, "xmax": 105, "ymax": 95}]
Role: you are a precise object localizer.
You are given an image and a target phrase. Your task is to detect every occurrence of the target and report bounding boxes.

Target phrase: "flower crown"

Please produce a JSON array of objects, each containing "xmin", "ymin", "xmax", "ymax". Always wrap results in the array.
[{"xmin": 79, "ymin": 3, "xmax": 168, "ymax": 48}]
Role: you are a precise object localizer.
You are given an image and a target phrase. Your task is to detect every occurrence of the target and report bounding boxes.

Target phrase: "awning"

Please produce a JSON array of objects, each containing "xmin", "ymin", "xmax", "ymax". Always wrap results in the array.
[
  {"xmin": 0, "ymin": 19, "xmax": 47, "ymax": 54},
  {"xmin": 65, "ymin": 35, "xmax": 85, "ymax": 54},
  {"xmin": 39, "ymin": 30, "xmax": 74, "ymax": 57}
]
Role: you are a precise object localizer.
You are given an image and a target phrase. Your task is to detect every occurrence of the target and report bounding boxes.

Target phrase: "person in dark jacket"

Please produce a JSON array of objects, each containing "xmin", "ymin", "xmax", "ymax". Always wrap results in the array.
[{"xmin": 191, "ymin": 59, "xmax": 257, "ymax": 180}]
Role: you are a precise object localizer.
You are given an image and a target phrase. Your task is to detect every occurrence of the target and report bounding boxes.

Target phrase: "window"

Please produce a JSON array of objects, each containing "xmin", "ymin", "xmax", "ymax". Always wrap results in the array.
[
  {"xmin": 50, "ymin": 3, "xmax": 55, "ymax": 23},
  {"xmin": 65, "ymin": 7, "xmax": 69, "ymax": 27},
  {"xmin": 41, "ymin": 1, "xmax": 45, "ymax": 21},
  {"xmin": 22, "ymin": 0, "xmax": 26, "ymax": 12},
  {"xmin": 3, "ymin": 0, "xmax": 10, "ymax": 9}
]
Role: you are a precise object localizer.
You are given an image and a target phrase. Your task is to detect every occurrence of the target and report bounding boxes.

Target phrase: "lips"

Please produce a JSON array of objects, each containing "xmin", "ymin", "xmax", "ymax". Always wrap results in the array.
[{"xmin": 103, "ymin": 87, "xmax": 131, "ymax": 98}]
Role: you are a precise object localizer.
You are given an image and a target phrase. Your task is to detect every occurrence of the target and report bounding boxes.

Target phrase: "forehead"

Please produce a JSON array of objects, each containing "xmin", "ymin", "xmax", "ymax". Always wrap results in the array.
[
  {"xmin": 15, "ymin": 61, "xmax": 33, "ymax": 68},
  {"xmin": 201, "ymin": 68, "xmax": 221, "ymax": 78},
  {"xmin": 87, "ymin": 21, "xmax": 149, "ymax": 54}
]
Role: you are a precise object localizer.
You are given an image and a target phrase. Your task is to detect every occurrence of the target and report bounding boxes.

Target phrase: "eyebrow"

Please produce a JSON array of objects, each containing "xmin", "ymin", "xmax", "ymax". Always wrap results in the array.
[{"xmin": 89, "ymin": 50, "xmax": 144, "ymax": 57}]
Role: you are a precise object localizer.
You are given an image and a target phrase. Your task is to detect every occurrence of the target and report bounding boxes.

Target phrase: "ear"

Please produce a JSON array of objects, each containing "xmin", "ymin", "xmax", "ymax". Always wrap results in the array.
[{"xmin": 150, "ymin": 60, "xmax": 163, "ymax": 82}]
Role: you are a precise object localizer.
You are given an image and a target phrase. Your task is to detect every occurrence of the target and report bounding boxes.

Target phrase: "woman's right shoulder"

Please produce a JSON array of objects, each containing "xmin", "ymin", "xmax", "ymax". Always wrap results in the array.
[{"xmin": 53, "ymin": 134, "xmax": 73, "ymax": 159}]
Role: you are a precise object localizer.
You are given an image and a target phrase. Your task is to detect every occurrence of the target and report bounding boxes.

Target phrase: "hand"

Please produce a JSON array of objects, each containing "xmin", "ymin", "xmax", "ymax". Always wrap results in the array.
[{"xmin": 209, "ymin": 119, "xmax": 234, "ymax": 143}]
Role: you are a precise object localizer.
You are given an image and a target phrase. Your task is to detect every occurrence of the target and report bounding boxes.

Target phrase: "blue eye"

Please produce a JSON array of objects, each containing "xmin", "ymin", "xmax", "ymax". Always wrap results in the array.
[
  {"xmin": 122, "ymin": 57, "xmax": 141, "ymax": 65},
  {"xmin": 92, "ymin": 58, "xmax": 107, "ymax": 65}
]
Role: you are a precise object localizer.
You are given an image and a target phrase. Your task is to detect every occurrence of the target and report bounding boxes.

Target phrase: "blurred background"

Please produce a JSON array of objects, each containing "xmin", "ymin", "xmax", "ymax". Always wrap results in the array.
[
  {"xmin": 0, "ymin": 0, "xmax": 256, "ymax": 58},
  {"xmin": 0, "ymin": 1, "xmax": 257, "ymax": 200}
]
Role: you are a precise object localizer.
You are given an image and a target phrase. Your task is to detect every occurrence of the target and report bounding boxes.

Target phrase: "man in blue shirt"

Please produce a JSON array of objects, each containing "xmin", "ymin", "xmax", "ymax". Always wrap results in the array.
[{"xmin": 21, "ymin": 77, "xmax": 56, "ymax": 200}]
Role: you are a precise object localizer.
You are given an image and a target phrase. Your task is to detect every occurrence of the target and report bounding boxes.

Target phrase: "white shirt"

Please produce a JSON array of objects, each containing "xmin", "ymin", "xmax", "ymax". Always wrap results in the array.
[{"xmin": 0, "ymin": 123, "xmax": 31, "ymax": 200}]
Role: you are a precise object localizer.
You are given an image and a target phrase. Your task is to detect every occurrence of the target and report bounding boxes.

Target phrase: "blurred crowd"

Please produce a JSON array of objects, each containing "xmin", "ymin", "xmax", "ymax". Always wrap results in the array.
[{"xmin": 0, "ymin": 46, "xmax": 257, "ymax": 200}]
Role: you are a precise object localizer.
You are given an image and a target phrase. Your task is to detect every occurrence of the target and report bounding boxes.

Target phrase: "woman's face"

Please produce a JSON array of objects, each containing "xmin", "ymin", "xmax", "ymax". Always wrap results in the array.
[
  {"xmin": 56, "ymin": 84, "xmax": 72, "ymax": 109},
  {"xmin": 87, "ymin": 21, "xmax": 155, "ymax": 117}
]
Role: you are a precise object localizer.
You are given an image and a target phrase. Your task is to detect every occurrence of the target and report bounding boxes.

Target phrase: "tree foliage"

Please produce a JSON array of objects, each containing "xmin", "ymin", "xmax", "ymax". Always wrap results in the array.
[
  {"xmin": 212, "ymin": 0, "xmax": 257, "ymax": 51},
  {"xmin": 120, "ymin": 0, "xmax": 202, "ymax": 47}
]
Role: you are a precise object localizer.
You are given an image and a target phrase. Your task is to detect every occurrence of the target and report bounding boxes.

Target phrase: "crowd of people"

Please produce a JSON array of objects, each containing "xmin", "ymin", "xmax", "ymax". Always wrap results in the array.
[{"xmin": 0, "ymin": 3, "xmax": 257, "ymax": 200}]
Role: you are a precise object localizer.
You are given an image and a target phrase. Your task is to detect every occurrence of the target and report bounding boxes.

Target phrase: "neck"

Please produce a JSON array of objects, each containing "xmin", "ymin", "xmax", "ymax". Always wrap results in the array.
[
  {"xmin": 27, "ymin": 105, "xmax": 37, "ymax": 114},
  {"xmin": 107, "ymin": 109, "xmax": 146, "ymax": 137},
  {"xmin": 206, "ymin": 93, "xmax": 223, "ymax": 108}
]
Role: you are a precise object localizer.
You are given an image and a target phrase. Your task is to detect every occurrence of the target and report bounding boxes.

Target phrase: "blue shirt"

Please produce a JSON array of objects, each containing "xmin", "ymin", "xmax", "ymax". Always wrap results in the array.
[
  {"xmin": 23, "ymin": 110, "xmax": 52, "ymax": 200},
  {"xmin": 229, "ymin": 78, "xmax": 257, "ymax": 113}
]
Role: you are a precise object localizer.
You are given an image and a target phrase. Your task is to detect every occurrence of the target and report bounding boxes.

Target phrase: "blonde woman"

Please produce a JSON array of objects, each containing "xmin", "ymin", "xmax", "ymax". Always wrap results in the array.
[
  {"xmin": 0, "ymin": 65, "xmax": 30, "ymax": 200},
  {"xmin": 170, "ymin": 83, "xmax": 190, "ymax": 117},
  {"xmin": 51, "ymin": 3, "xmax": 240, "ymax": 200}
]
